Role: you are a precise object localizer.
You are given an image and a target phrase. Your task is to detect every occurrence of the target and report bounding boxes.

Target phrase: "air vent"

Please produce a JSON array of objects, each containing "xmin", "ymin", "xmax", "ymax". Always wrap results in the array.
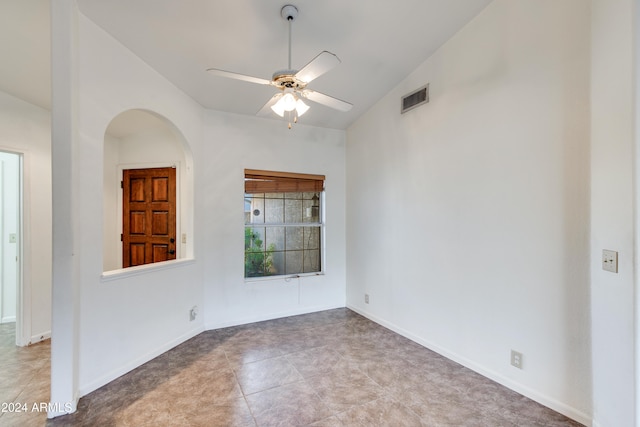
[{"xmin": 401, "ymin": 84, "xmax": 429, "ymax": 114}]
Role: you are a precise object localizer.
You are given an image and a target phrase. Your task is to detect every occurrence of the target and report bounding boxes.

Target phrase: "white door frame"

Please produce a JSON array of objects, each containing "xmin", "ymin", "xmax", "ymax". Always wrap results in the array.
[{"xmin": 0, "ymin": 149, "xmax": 27, "ymax": 346}]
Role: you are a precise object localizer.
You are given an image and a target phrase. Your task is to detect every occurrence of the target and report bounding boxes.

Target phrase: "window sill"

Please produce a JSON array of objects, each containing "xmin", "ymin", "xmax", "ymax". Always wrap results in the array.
[
  {"xmin": 101, "ymin": 258, "xmax": 196, "ymax": 283},
  {"xmin": 244, "ymin": 272, "xmax": 325, "ymax": 284}
]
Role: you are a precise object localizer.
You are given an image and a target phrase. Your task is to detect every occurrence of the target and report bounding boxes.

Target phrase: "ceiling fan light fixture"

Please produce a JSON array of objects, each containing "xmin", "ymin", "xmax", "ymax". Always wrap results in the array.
[
  {"xmin": 280, "ymin": 91, "xmax": 298, "ymax": 111},
  {"xmin": 295, "ymin": 98, "xmax": 309, "ymax": 116},
  {"xmin": 272, "ymin": 89, "xmax": 304, "ymax": 117},
  {"xmin": 271, "ymin": 97, "xmax": 286, "ymax": 117}
]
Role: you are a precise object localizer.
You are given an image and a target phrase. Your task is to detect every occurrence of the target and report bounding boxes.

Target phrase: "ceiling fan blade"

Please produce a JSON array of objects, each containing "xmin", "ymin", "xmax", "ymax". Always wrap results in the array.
[
  {"xmin": 206, "ymin": 68, "xmax": 272, "ymax": 86},
  {"xmin": 295, "ymin": 51, "xmax": 341, "ymax": 84},
  {"xmin": 302, "ymin": 90, "xmax": 353, "ymax": 112},
  {"xmin": 257, "ymin": 93, "xmax": 283, "ymax": 117}
]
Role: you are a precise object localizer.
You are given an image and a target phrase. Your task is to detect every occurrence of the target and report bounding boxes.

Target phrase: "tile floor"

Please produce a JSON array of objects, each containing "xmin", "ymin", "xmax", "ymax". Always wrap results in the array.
[
  {"xmin": 0, "ymin": 309, "xmax": 580, "ymax": 427},
  {"xmin": 3, "ymin": 310, "xmax": 583, "ymax": 426},
  {"xmin": 0, "ymin": 322, "xmax": 51, "ymax": 427}
]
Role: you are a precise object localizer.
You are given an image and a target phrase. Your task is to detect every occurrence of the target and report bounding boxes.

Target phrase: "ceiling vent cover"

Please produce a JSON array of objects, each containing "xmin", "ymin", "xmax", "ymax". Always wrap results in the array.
[{"xmin": 401, "ymin": 84, "xmax": 429, "ymax": 114}]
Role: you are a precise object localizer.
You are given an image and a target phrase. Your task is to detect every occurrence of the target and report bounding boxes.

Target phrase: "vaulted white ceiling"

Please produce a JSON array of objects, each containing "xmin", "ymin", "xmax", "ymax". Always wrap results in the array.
[
  {"xmin": 0, "ymin": 0, "xmax": 50, "ymax": 110},
  {"xmin": 2, "ymin": 0, "xmax": 493, "ymax": 130}
]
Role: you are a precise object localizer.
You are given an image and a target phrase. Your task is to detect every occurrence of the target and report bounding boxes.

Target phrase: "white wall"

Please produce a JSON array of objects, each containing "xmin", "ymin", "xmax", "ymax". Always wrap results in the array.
[
  {"xmin": 203, "ymin": 110, "xmax": 347, "ymax": 328},
  {"xmin": 0, "ymin": 90, "xmax": 51, "ymax": 344},
  {"xmin": 50, "ymin": 0, "xmax": 80, "ymax": 413},
  {"xmin": 0, "ymin": 151, "xmax": 19, "ymax": 323},
  {"xmin": 591, "ymin": 0, "xmax": 636, "ymax": 426},
  {"xmin": 74, "ymin": 13, "xmax": 204, "ymax": 396},
  {"xmin": 102, "ymin": 133, "xmax": 119, "ymax": 271},
  {"xmin": 346, "ymin": 0, "xmax": 591, "ymax": 423}
]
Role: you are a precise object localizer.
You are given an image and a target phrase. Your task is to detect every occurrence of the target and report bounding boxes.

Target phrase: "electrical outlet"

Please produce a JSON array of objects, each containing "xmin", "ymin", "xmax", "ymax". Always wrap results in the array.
[
  {"xmin": 365, "ymin": 294, "xmax": 369, "ymax": 304},
  {"xmin": 511, "ymin": 350, "xmax": 523, "ymax": 369},
  {"xmin": 602, "ymin": 249, "xmax": 618, "ymax": 273},
  {"xmin": 189, "ymin": 306, "xmax": 198, "ymax": 321}
]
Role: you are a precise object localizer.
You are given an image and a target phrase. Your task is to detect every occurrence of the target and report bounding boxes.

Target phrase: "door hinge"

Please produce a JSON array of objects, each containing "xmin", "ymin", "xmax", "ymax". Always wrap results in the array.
[
  {"xmin": 120, "ymin": 234, "xmax": 123, "ymax": 241},
  {"xmin": 120, "ymin": 181, "xmax": 123, "ymax": 188}
]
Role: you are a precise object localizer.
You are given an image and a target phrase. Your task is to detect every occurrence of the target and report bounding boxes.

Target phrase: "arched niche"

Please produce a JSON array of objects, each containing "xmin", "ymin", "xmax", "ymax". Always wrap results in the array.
[{"xmin": 102, "ymin": 109, "xmax": 193, "ymax": 272}]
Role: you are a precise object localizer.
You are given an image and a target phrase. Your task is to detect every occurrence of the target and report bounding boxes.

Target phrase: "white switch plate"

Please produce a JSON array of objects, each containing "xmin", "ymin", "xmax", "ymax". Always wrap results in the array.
[
  {"xmin": 602, "ymin": 249, "xmax": 618, "ymax": 273},
  {"xmin": 9, "ymin": 233, "xmax": 16, "ymax": 243}
]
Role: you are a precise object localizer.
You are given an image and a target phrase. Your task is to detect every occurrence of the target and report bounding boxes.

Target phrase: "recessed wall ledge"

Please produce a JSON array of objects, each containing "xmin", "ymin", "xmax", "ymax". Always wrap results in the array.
[
  {"xmin": 101, "ymin": 258, "xmax": 196, "ymax": 282},
  {"xmin": 244, "ymin": 272, "xmax": 325, "ymax": 284}
]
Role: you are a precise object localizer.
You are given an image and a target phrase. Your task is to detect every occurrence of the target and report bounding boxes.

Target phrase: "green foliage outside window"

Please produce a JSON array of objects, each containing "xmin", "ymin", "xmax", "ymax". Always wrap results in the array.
[{"xmin": 244, "ymin": 228, "xmax": 276, "ymax": 277}]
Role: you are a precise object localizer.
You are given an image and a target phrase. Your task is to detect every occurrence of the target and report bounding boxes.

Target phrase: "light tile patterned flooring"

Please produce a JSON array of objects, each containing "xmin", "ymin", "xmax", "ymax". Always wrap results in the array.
[
  {"xmin": 2, "ymin": 310, "xmax": 583, "ymax": 426},
  {"xmin": 0, "ymin": 322, "xmax": 51, "ymax": 427}
]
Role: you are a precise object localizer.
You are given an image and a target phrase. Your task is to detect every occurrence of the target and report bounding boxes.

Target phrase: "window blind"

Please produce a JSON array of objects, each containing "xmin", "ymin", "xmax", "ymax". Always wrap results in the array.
[{"xmin": 244, "ymin": 169, "xmax": 325, "ymax": 194}]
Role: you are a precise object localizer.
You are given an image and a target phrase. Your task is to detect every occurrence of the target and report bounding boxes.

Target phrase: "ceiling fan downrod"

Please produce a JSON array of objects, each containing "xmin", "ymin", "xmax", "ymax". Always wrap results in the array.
[{"xmin": 281, "ymin": 5, "xmax": 298, "ymax": 70}]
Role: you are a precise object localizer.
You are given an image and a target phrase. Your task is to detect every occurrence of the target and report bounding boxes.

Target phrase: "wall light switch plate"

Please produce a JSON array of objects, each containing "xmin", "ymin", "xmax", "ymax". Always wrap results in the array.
[
  {"xmin": 9, "ymin": 233, "xmax": 16, "ymax": 243},
  {"xmin": 602, "ymin": 249, "xmax": 618, "ymax": 273}
]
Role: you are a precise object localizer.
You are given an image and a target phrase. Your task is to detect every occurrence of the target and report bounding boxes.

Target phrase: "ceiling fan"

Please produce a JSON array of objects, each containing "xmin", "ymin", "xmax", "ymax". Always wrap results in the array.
[{"xmin": 207, "ymin": 4, "xmax": 353, "ymax": 128}]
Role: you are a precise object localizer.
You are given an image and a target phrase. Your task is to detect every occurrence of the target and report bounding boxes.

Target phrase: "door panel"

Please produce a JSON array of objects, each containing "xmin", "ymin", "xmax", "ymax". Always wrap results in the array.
[
  {"xmin": 130, "ymin": 243, "xmax": 146, "ymax": 266},
  {"xmin": 130, "ymin": 211, "xmax": 146, "ymax": 234},
  {"xmin": 152, "ymin": 211, "xmax": 169, "ymax": 235},
  {"xmin": 152, "ymin": 177, "xmax": 169, "ymax": 201},
  {"xmin": 123, "ymin": 167, "xmax": 176, "ymax": 268},
  {"xmin": 130, "ymin": 178, "xmax": 145, "ymax": 202},
  {"xmin": 152, "ymin": 245, "xmax": 168, "ymax": 263}
]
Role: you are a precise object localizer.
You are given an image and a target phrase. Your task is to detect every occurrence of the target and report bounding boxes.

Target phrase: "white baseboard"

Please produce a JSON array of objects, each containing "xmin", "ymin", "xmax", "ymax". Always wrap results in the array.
[
  {"xmin": 30, "ymin": 330, "xmax": 51, "ymax": 344},
  {"xmin": 204, "ymin": 303, "xmax": 345, "ymax": 330},
  {"xmin": 78, "ymin": 325, "xmax": 204, "ymax": 397},
  {"xmin": 1, "ymin": 315, "xmax": 16, "ymax": 323},
  {"xmin": 346, "ymin": 304, "xmax": 592, "ymax": 427},
  {"xmin": 46, "ymin": 397, "xmax": 77, "ymax": 419}
]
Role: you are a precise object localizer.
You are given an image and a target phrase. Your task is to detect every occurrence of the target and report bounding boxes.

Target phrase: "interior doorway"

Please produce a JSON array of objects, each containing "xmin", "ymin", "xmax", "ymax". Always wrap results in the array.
[{"xmin": 0, "ymin": 151, "xmax": 22, "ymax": 346}]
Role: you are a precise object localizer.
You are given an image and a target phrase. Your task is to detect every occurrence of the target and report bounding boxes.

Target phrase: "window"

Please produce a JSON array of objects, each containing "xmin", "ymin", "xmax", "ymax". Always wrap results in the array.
[{"xmin": 244, "ymin": 169, "xmax": 324, "ymax": 278}]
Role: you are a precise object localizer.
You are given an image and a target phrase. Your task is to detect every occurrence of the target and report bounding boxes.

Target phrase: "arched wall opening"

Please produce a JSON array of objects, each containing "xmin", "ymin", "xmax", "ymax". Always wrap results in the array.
[{"xmin": 102, "ymin": 109, "xmax": 194, "ymax": 272}]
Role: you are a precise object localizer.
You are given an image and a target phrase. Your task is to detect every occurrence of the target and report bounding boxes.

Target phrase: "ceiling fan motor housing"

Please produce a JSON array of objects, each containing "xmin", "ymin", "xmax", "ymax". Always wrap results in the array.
[
  {"xmin": 281, "ymin": 5, "xmax": 298, "ymax": 21},
  {"xmin": 272, "ymin": 70, "xmax": 306, "ymax": 90}
]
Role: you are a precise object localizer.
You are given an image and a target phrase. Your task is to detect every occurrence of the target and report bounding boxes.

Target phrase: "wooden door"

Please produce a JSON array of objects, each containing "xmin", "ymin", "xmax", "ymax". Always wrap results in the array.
[{"xmin": 122, "ymin": 167, "xmax": 176, "ymax": 268}]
